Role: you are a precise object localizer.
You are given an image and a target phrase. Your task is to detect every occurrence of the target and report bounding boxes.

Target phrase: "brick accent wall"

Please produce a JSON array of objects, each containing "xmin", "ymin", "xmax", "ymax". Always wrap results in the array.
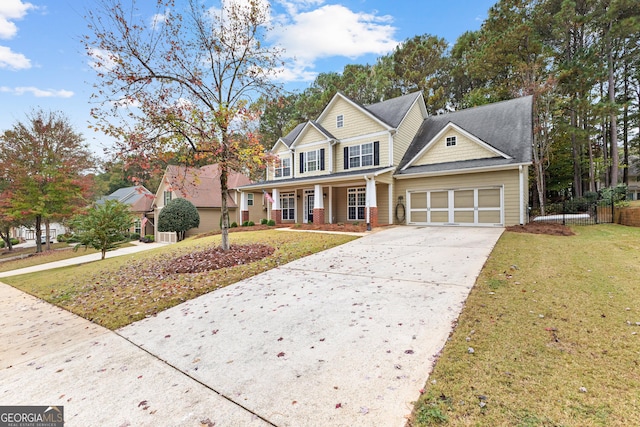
[
  {"xmin": 368, "ymin": 207, "xmax": 379, "ymax": 228},
  {"xmin": 616, "ymin": 207, "xmax": 640, "ymax": 227},
  {"xmin": 313, "ymin": 208, "xmax": 325, "ymax": 224},
  {"xmin": 272, "ymin": 209, "xmax": 282, "ymax": 225},
  {"xmin": 241, "ymin": 210, "xmax": 249, "ymax": 223}
]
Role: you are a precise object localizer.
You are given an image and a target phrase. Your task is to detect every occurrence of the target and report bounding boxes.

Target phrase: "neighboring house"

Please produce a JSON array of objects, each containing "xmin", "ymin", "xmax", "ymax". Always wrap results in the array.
[
  {"xmin": 239, "ymin": 92, "xmax": 533, "ymax": 227},
  {"xmin": 99, "ymin": 185, "xmax": 155, "ymax": 236},
  {"xmin": 152, "ymin": 164, "xmax": 263, "ymax": 243},
  {"xmin": 11, "ymin": 222, "xmax": 67, "ymax": 242}
]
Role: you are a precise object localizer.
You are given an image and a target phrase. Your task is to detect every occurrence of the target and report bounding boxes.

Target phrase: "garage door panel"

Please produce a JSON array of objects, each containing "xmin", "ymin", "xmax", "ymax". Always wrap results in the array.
[
  {"xmin": 454, "ymin": 190, "xmax": 474, "ymax": 208},
  {"xmin": 454, "ymin": 211, "xmax": 474, "ymax": 223},
  {"xmin": 409, "ymin": 211, "xmax": 428, "ymax": 223},
  {"xmin": 478, "ymin": 210, "xmax": 501, "ymax": 224},
  {"xmin": 411, "ymin": 193, "xmax": 427, "ymax": 209},
  {"xmin": 430, "ymin": 211, "xmax": 449, "ymax": 223},
  {"xmin": 478, "ymin": 188, "xmax": 500, "ymax": 208},
  {"xmin": 430, "ymin": 191, "xmax": 448, "ymax": 209}
]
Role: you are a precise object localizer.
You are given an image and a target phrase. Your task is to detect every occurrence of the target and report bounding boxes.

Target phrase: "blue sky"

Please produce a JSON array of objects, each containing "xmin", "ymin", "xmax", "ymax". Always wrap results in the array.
[{"xmin": 1, "ymin": 0, "xmax": 496, "ymax": 156}]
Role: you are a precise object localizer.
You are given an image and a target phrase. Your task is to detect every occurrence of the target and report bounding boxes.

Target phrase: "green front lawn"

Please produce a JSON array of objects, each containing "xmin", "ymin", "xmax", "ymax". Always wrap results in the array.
[
  {"xmin": 2, "ymin": 230, "xmax": 358, "ymax": 329},
  {"xmin": 410, "ymin": 224, "xmax": 640, "ymax": 426}
]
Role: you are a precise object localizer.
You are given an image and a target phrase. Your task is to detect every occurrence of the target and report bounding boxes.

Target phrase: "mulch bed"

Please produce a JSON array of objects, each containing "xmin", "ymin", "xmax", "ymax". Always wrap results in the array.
[
  {"xmin": 506, "ymin": 221, "xmax": 575, "ymax": 236},
  {"xmin": 163, "ymin": 244, "xmax": 275, "ymax": 274}
]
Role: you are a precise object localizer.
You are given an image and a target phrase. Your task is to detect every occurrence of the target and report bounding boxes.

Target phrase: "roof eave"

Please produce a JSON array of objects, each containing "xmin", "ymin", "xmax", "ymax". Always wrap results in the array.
[{"xmin": 395, "ymin": 162, "xmax": 532, "ymax": 179}]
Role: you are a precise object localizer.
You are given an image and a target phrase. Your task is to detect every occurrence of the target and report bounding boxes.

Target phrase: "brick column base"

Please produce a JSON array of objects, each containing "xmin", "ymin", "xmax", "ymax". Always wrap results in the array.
[
  {"xmin": 313, "ymin": 208, "xmax": 325, "ymax": 224},
  {"xmin": 272, "ymin": 209, "xmax": 282, "ymax": 225},
  {"xmin": 241, "ymin": 210, "xmax": 249, "ymax": 223},
  {"xmin": 368, "ymin": 207, "xmax": 379, "ymax": 228}
]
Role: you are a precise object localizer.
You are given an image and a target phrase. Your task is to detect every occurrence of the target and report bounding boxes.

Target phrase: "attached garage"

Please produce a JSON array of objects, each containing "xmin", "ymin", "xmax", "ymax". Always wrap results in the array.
[{"xmin": 406, "ymin": 186, "xmax": 503, "ymax": 226}]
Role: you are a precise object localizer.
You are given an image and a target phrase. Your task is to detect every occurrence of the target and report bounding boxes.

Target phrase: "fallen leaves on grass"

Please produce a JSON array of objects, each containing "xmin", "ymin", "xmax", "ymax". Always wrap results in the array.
[{"xmin": 163, "ymin": 244, "xmax": 275, "ymax": 274}]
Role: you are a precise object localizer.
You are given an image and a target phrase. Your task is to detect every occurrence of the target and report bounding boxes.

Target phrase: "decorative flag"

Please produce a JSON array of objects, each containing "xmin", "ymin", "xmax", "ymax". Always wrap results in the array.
[
  {"xmin": 263, "ymin": 189, "xmax": 274, "ymax": 204},
  {"xmin": 141, "ymin": 217, "xmax": 148, "ymax": 228}
]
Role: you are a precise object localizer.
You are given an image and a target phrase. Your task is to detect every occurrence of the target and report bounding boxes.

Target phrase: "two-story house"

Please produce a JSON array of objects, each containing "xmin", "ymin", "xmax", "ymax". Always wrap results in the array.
[{"xmin": 239, "ymin": 92, "xmax": 532, "ymax": 228}]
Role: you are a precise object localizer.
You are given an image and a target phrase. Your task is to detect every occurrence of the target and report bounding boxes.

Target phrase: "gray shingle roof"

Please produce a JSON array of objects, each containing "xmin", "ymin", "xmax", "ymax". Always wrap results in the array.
[
  {"xmin": 364, "ymin": 91, "xmax": 422, "ymax": 128},
  {"xmin": 281, "ymin": 123, "xmax": 305, "ymax": 147},
  {"xmin": 398, "ymin": 96, "xmax": 533, "ymax": 172}
]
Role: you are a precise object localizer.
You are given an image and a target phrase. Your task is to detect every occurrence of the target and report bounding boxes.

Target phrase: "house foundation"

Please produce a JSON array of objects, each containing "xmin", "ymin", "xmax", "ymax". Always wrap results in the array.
[{"xmin": 313, "ymin": 208, "xmax": 325, "ymax": 224}]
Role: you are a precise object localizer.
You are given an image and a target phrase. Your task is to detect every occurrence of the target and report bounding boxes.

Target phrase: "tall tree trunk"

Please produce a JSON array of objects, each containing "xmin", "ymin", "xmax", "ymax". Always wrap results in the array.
[
  {"xmin": 220, "ymin": 142, "xmax": 230, "ymax": 251},
  {"xmin": 571, "ymin": 109, "xmax": 582, "ymax": 198},
  {"xmin": 45, "ymin": 218, "xmax": 51, "ymax": 251},
  {"xmin": 622, "ymin": 60, "xmax": 629, "ymax": 185},
  {"xmin": 608, "ymin": 35, "xmax": 619, "ymax": 187},
  {"xmin": 35, "ymin": 215, "xmax": 42, "ymax": 253}
]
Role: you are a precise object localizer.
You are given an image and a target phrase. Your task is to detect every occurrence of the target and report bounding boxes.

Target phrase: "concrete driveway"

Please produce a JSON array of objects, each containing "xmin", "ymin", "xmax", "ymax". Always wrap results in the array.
[{"xmin": 0, "ymin": 226, "xmax": 502, "ymax": 426}]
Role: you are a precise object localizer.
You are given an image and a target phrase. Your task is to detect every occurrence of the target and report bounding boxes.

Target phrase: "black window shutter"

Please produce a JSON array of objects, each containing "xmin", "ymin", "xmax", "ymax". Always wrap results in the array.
[
  {"xmin": 344, "ymin": 147, "xmax": 349, "ymax": 170},
  {"xmin": 320, "ymin": 148, "xmax": 325, "ymax": 171},
  {"xmin": 300, "ymin": 152, "xmax": 305, "ymax": 173},
  {"xmin": 373, "ymin": 141, "xmax": 380, "ymax": 166}
]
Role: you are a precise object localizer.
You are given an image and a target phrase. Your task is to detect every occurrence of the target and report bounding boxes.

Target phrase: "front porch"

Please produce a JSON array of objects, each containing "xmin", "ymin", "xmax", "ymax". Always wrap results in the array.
[{"xmin": 238, "ymin": 169, "xmax": 395, "ymax": 229}]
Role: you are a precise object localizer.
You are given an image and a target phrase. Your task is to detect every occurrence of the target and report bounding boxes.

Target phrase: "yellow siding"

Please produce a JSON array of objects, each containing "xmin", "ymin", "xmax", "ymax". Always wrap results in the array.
[
  {"xmin": 393, "ymin": 100, "xmax": 425, "ymax": 166},
  {"xmin": 319, "ymin": 98, "xmax": 386, "ymax": 140},
  {"xmin": 155, "ymin": 179, "xmax": 173, "ymax": 209},
  {"xmin": 393, "ymin": 169, "xmax": 523, "ymax": 226},
  {"xmin": 297, "ymin": 126, "xmax": 327, "ymax": 147},
  {"xmin": 413, "ymin": 129, "xmax": 497, "ymax": 166},
  {"xmin": 376, "ymin": 183, "xmax": 390, "ymax": 225}
]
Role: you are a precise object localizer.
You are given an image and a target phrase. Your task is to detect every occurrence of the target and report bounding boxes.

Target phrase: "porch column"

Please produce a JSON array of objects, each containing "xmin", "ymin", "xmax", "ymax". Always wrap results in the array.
[
  {"xmin": 313, "ymin": 184, "xmax": 325, "ymax": 224},
  {"xmin": 365, "ymin": 177, "xmax": 378, "ymax": 231},
  {"xmin": 271, "ymin": 189, "xmax": 281, "ymax": 224},
  {"xmin": 240, "ymin": 191, "xmax": 249, "ymax": 224}
]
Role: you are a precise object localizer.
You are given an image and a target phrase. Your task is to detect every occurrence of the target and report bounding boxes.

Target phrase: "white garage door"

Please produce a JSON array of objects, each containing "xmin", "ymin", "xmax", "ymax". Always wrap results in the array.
[{"xmin": 406, "ymin": 187, "xmax": 503, "ymax": 226}]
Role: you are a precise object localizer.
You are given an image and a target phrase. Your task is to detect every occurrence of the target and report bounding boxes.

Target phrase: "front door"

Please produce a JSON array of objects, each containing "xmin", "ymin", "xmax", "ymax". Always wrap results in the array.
[{"xmin": 307, "ymin": 193, "xmax": 314, "ymax": 223}]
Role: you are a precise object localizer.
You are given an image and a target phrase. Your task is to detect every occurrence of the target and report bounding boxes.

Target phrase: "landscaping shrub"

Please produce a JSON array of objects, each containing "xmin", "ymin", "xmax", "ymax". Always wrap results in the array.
[
  {"xmin": 130, "ymin": 232, "xmax": 140, "ymax": 241},
  {"xmin": 248, "ymin": 221, "xmax": 255, "ymax": 226},
  {"xmin": 1, "ymin": 238, "xmax": 20, "ymax": 248},
  {"xmin": 261, "ymin": 218, "xmax": 268, "ymax": 225},
  {"xmin": 141, "ymin": 234, "xmax": 154, "ymax": 243},
  {"xmin": 242, "ymin": 221, "xmax": 249, "ymax": 226},
  {"xmin": 230, "ymin": 222, "xmax": 238, "ymax": 228},
  {"xmin": 267, "ymin": 219, "xmax": 276, "ymax": 226}
]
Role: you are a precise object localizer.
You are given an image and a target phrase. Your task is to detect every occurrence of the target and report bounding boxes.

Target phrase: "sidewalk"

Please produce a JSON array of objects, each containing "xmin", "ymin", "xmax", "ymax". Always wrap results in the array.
[{"xmin": 0, "ymin": 242, "xmax": 166, "ymax": 278}]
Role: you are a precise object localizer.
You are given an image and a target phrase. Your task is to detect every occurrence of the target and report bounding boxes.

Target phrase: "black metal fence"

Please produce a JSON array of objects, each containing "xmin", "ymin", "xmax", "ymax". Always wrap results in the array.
[{"xmin": 529, "ymin": 199, "xmax": 615, "ymax": 225}]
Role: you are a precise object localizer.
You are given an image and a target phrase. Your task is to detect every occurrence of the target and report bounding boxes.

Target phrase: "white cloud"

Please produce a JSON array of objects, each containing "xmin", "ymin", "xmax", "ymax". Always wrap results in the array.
[
  {"xmin": 87, "ymin": 48, "xmax": 119, "ymax": 72},
  {"xmin": 150, "ymin": 11, "xmax": 168, "ymax": 29},
  {"xmin": 0, "ymin": 45, "xmax": 30, "ymax": 69},
  {"xmin": 269, "ymin": 3, "xmax": 398, "ymax": 82},
  {"xmin": 0, "ymin": 86, "xmax": 74, "ymax": 98},
  {"xmin": 0, "ymin": 0, "xmax": 35, "ymax": 39}
]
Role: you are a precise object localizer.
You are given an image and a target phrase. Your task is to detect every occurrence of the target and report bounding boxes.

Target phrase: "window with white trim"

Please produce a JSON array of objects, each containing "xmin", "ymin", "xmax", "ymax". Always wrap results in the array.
[
  {"xmin": 347, "ymin": 187, "xmax": 366, "ymax": 221},
  {"xmin": 274, "ymin": 157, "xmax": 291, "ymax": 178},
  {"xmin": 306, "ymin": 150, "xmax": 319, "ymax": 172},
  {"xmin": 163, "ymin": 190, "xmax": 172, "ymax": 206},
  {"xmin": 336, "ymin": 114, "xmax": 344, "ymax": 128},
  {"xmin": 134, "ymin": 218, "xmax": 141, "ymax": 234},
  {"xmin": 280, "ymin": 192, "xmax": 295, "ymax": 220},
  {"xmin": 348, "ymin": 142, "xmax": 374, "ymax": 168},
  {"xmin": 446, "ymin": 136, "xmax": 457, "ymax": 147},
  {"xmin": 247, "ymin": 193, "xmax": 254, "ymax": 206}
]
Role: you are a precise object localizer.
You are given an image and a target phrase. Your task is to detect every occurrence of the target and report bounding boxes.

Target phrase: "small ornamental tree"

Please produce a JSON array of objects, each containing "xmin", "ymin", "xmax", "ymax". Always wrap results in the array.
[
  {"xmin": 158, "ymin": 198, "xmax": 200, "ymax": 242},
  {"xmin": 71, "ymin": 200, "xmax": 133, "ymax": 260}
]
